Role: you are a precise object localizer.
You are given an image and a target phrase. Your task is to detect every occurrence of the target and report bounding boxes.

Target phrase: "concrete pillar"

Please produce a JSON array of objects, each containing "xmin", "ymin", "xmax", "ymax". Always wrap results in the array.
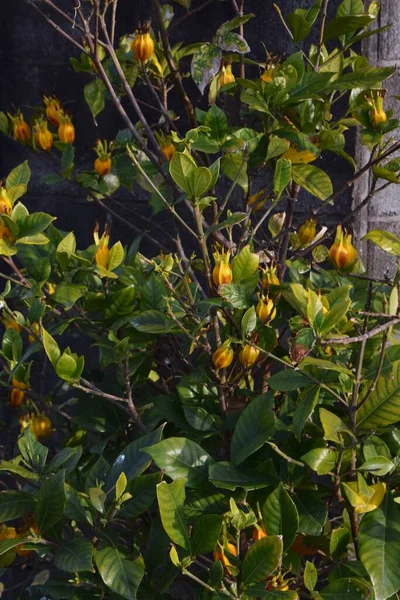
[{"xmin": 354, "ymin": 1, "xmax": 400, "ymax": 277}]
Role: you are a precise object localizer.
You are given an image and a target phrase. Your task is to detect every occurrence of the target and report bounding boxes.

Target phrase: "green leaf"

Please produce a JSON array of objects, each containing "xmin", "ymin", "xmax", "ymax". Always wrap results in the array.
[
  {"xmin": 18, "ymin": 213, "xmax": 55, "ymax": 238},
  {"xmin": 205, "ymin": 212, "xmax": 248, "ymax": 238},
  {"xmin": 2, "ymin": 329, "xmax": 22, "ymax": 362},
  {"xmin": 359, "ymin": 493, "xmax": 400, "ymax": 600},
  {"xmin": 216, "ymin": 14, "xmax": 254, "ymax": 35},
  {"xmin": 130, "ymin": 310, "xmax": 174, "ymax": 334},
  {"xmin": 334, "ymin": 66, "xmax": 395, "ymax": 91},
  {"xmin": 54, "ymin": 537, "xmax": 93, "ymax": 573},
  {"xmin": 262, "ymin": 484, "xmax": 299, "ymax": 551},
  {"xmin": 273, "ymin": 158, "xmax": 292, "ymax": 199},
  {"xmin": 242, "ymin": 536, "xmax": 283, "ymax": 586},
  {"xmin": 0, "ymin": 491, "xmax": 35, "ymax": 522},
  {"xmin": 56, "ymin": 352, "xmax": 78, "ymax": 382},
  {"xmin": 0, "ymin": 111, "xmax": 9, "ymax": 134},
  {"xmin": 373, "ymin": 166, "xmax": 399, "ymax": 184},
  {"xmin": 42, "ymin": 328, "xmax": 61, "ymax": 368},
  {"xmin": 288, "ymin": 13, "xmax": 312, "ymax": 43},
  {"xmin": 169, "ymin": 151, "xmax": 196, "ymax": 195},
  {"xmin": 36, "ymin": 471, "xmax": 66, "ymax": 534},
  {"xmin": 294, "ymin": 491, "xmax": 327, "ymax": 536},
  {"xmin": 358, "ymin": 456, "xmax": 394, "ymax": 476},
  {"xmin": 107, "ymin": 424, "xmax": 165, "ymax": 489},
  {"xmin": 157, "ymin": 479, "xmax": 190, "ymax": 551},
  {"xmin": 143, "ymin": 437, "xmax": 213, "ymax": 489},
  {"xmin": 89, "ymin": 487, "xmax": 106, "ymax": 514},
  {"xmin": 117, "ymin": 473, "xmax": 161, "ymax": 519},
  {"xmin": 216, "ymin": 31, "xmax": 249, "ymax": 54},
  {"xmin": 219, "ymin": 283, "xmax": 253, "ymax": 308},
  {"xmin": 53, "ymin": 283, "xmax": 86, "ymax": 308},
  {"xmin": 84, "ymin": 79, "xmax": 106, "ymax": 118},
  {"xmin": 61, "ymin": 143, "xmax": 74, "ymax": 172},
  {"xmin": 204, "ymin": 105, "xmax": 228, "ymax": 145},
  {"xmin": 221, "ymin": 152, "xmax": 248, "ymax": 192},
  {"xmin": 319, "ymin": 578, "xmax": 371, "ymax": 600},
  {"xmin": 324, "ymin": 14, "xmax": 374, "ymax": 41},
  {"xmin": 337, "ymin": 0, "xmax": 364, "ymax": 16},
  {"xmin": 6, "ymin": 184, "xmax": 26, "ymax": 203},
  {"xmin": 209, "ymin": 461, "xmax": 277, "ymax": 491},
  {"xmin": 266, "ymin": 136, "xmax": 290, "ymax": 161},
  {"xmin": 231, "ymin": 394, "xmax": 275, "ymax": 465},
  {"xmin": 191, "ymin": 514, "xmax": 223, "ymax": 555},
  {"xmin": 320, "ymin": 407, "xmax": 355, "ymax": 442},
  {"xmin": 304, "ymin": 560, "xmax": 318, "ymax": 591},
  {"xmin": 363, "ymin": 229, "xmax": 400, "ymax": 256},
  {"xmin": 6, "ymin": 161, "xmax": 31, "ymax": 191},
  {"xmin": 0, "ymin": 460, "xmax": 39, "ymax": 481},
  {"xmin": 357, "ymin": 362, "xmax": 400, "ymax": 429},
  {"xmin": 191, "ymin": 44, "xmax": 222, "ymax": 94},
  {"xmin": 241, "ymin": 306, "xmax": 257, "ymax": 338},
  {"xmin": 293, "ymin": 387, "xmax": 320, "ymax": 439},
  {"xmin": 268, "ymin": 370, "xmax": 311, "ymax": 391},
  {"xmin": 183, "ymin": 406, "xmax": 217, "ymax": 432},
  {"xmin": 302, "ymin": 447, "xmax": 337, "ymax": 475},
  {"xmin": 95, "ymin": 546, "xmax": 144, "ymax": 600},
  {"xmin": 330, "ymin": 527, "xmax": 350, "ymax": 559},
  {"xmin": 292, "ymin": 164, "xmax": 333, "ymax": 200},
  {"xmin": 232, "ymin": 245, "xmax": 259, "ymax": 284},
  {"xmin": 189, "ymin": 167, "xmax": 212, "ymax": 200},
  {"xmin": 18, "ymin": 428, "xmax": 48, "ymax": 473},
  {"xmin": 108, "ymin": 241, "xmax": 124, "ymax": 271},
  {"xmin": 57, "ymin": 231, "xmax": 76, "ymax": 255},
  {"xmin": 47, "ymin": 447, "xmax": 82, "ymax": 474},
  {"xmin": 285, "ymin": 71, "xmax": 332, "ymax": 103}
]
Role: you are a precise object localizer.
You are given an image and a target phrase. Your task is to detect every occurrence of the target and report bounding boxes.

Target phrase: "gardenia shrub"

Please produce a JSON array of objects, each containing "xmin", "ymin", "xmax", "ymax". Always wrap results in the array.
[{"xmin": 1, "ymin": 0, "xmax": 400, "ymax": 599}]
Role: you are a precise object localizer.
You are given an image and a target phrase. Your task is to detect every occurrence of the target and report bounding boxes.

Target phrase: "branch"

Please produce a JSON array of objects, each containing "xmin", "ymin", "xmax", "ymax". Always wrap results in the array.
[
  {"xmin": 152, "ymin": 0, "xmax": 197, "ymax": 128},
  {"xmin": 315, "ymin": 0, "xmax": 329, "ymax": 71},
  {"xmin": 322, "ymin": 318, "xmax": 400, "ymax": 345},
  {"xmin": 170, "ymin": 0, "xmax": 216, "ymax": 30},
  {"xmin": 26, "ymin": 0, "xmax": 87, "ymax": 53}
]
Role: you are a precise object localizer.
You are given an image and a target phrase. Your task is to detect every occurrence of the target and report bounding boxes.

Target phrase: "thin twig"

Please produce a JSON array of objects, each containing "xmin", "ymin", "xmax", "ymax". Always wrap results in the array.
[
  {"xmin": 322, "ymin": 318, "xmax": 400, "ymax": 346},
  {"xmin": 315, "ymin": 0, "xmax": 329, "ymax": 71},
  {"xmin": 26, "ymin": 0, "xmax": 87, "ymax": 53}
]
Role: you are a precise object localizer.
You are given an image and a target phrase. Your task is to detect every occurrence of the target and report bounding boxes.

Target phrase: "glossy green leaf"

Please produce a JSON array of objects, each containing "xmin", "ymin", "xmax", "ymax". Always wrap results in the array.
[
  {"xmin": 36, "ymin": 471, "xmax": 66, "ymax": 534},
  {"xmin": 268, "ymin": 370, "xmax": 311, "ymax": 391},
  {"xmin": 209, "ymin": 461, "xmax": 277, "ymax": 491},
  {"xmin": 117, "ymin": 473, "xmax": 161, "ymax": 519},
  {"xmin": 357, "ymin": 361, "xmax": 400, "ymax": 429},
  {"xmin": 54, "ymin": 537, "xmax": 93, "ymax": 573},
  {"xmin": 95, "ymin": 546, "xmax": 144, "ymax": 600},
  {"xmin": 262, "ymin": 484, "xmax": 299, "ymax": 551},
  {"xmin": 219, "ymin": 283, "xmax": 253, "ymax": 308},
  {"xmin": 232, "ymin": 245, "xmax": 259, "ymax": 284},
  {"xmin": 358, "ymin": 456, "xmax": 394, "ymax": 476},
  {"xmin": 273, "ymin": 158, "xmax": 292, "ymax": 199},
  {"xmin": 302, "ymin": 447, "xmax": 337, "ymax": 475},
  {"xmin": 191, "ymin": 514, "xmax": 223, "ymax": 555},
  {"xmin": 319, "ymin": 578, "xmax": 371, "ymax": 599},
  {"xmin": 287, "ymin": 12, "xmax": 312, "ymax": 42},
  {"xmin": 294, "ymin": 492, "xmax": 327, "ymax": 536},
  {"xmin": 0, "ymin": 491, "xmax": 35, "ymax": 522},
  {"xmin": 6, "ymin": 161, "xmax": 31, "ymax": 191},
  {"xmin": 107, "ymin": 424, "xmax": 165, "ymax": 489},
  {"xmin": 363, "ymin": 229, "xmax": 400, "ymax": 256},
  {"xmin": 157, "ymin": 479, "xmax": 190, "ymax": 551},
  {"xmin": 330, "ymin": 527, "xmax": 350, "ymax": 559},
  {"xmin": 18, "ymin": 428, "xmax": 48, "ymax": 473},
  {"xmin": 335, "ymin": 66, "xmax": 395, "ymax": 91},
  {"xmin": 84, "ymin": 79, "xmax": 106, "ymax": 118},
  {"xmin": 231, "ymin": 394, "xmax": 275, "ymax": 465},
  {"xmin": 188, "ymin": 167, "xmax": 212, "ymax": 199},
  {"xmin": 304, "ymin": 560, "xmax": 318, "ymax": 591},
  {"xmin": 324, "ymin": 15, "xmax": 373, "ymax": 41},
  {"xmin": 292, "ymin": 164, "xmax": 333, "ymax": 200},
  {"xmin": 143, "ymin": 437, "xmax": 213, "ymax": 488},
  {"xmin": 216, "ymin": 14, "xmax": 254, "ymax": 35},
  {"xmin": 204, "ymin": 105, "xmax": 227, "ymax": 144},
  {"xmin": 42, "ymin": 328, "xmax": 61, "ymax": 368},
  {"xmin": 266, "ymin": 136, "xmax": 291, "ymax": 161},
  {"xmin": 169, "ymin": 151, "xmax": 196, "ymax": 195},
  {"xmin": 242, "ymin": 536, "xmax": 283, "ymax": 586},
  {"xmin": 320, "ymin": 407, "xmax": 355, "ymax": 443},
  {"xmin": 293, "ymin": 386, "xmax": 320, "ymax": 439},
  {"xmin": 221, "ymin": 152, "xmax": 248, "ymax": 192},
  {"xmin": 359, "ymin": 493, "xmax": 400, "ymax": 600}
]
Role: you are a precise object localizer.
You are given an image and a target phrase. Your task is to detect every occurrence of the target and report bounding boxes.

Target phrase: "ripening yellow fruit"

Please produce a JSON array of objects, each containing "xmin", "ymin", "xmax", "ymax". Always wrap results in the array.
[
  {"xmin": 2, "ymin": 313, "xmax": 22, "ymax": 333},
  {"xmin": 94, "ymin": 139, "xmax": 112, "ymax": 176},
  {"xmin": 239, "ymin": 344, "xmax": 260, "ymax": 369},
  {"xmin": 329, "ymin": 225, "xmax": 358, "ymax": 271},
  {"xmin": 212, "ymin": 341, "xmax": 234, "ymax": 370},
  {"xmin": 212, "ymin": 249, "xmax": 232, "ymax": 287},
  {"xmin": 10, "ymin": 378, "xmax": 28, "ymax": 408},
  {"xmin": 34, "ymin": 119, "xmax": 53, "ymax": 151},
  {"xmin": 298, "ymin": 218, "xmax": 317, "ymax": 245},
  {"xmin": 43, "ymin": 96, "xmax": 64, "ymax": 126},
  {"xmin": 219, "ymin": 64, "xmax": 235, "ymax": 87},
  {"xmin": 131, "ymin": 22, "xmax": 154, "ymax": 64},
  {"xmin": 95, "ymin": 245, "xmax": 109, "ymax": 269},
  {"xmin": 31, "ymin": 415, "xmax": 52, "ymax": 440},
  {"xmin": 11, "ymin": 113, "xmax": 31, "ymax": 143},
  {"xmin": 93, "ymin": 223, "xmax": 110, "ymax": 270},
  {"xmin": 213, "ymin": 543, "xmax": 237, "ymax": 575},
  {"xmin": 261, "ymin": 265, "xmax": 280, "ymax": 289},
  {"xmin": 368, "ymin": 92, "xmax": 387, "ymax": 127},
  {"xmin": 0, "ymin": 188, "xmax": 12, "ymax": 216},
  {"xmin": 0, "ymin": 223, "xmax": 14, "ymax": 243},
  {"xmin": 58, "ymin": 116, "xmax": 75, "ymax": 144},
  {"xmin": 161, "ymin": 142, "xmax": 176, "ymax": 162},
  {"xmin": 256, "ymin": 295, "xmax": 276, "ymax": 323},
  {"xmin": 28, "ymin": 322, "xmax": 41, "ymax": 344},
  {"xmin": 252, "ymin": 526, "xmax": 267, "ymax": 542}
]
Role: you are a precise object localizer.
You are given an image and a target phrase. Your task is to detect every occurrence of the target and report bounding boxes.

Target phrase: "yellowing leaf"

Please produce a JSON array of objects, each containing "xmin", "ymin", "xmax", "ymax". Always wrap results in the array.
[{"xmin": 343, "ymin": 481, "xmax": 386, "ymax": 514}]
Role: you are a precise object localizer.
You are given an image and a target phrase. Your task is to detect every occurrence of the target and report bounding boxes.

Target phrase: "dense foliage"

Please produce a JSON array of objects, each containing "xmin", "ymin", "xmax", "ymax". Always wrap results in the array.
[{"xmin": 1, "ymin": 0, "xmax": 400, "ymax": 599}]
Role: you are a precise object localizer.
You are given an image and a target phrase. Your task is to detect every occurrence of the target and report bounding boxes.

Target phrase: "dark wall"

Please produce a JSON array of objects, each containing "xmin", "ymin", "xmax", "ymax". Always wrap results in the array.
[{"xmin": 0, "ymin": 0, "xmax": 349, "ymax": 254}]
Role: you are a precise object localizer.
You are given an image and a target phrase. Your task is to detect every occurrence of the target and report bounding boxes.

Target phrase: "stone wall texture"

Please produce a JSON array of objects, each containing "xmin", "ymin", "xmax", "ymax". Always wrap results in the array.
[
  {"xmin": 0, "ymin": 0, "xmax": 358, "ymax": 257},
  {"xmin": 353, "ymin": 0, "xmax": 400, "ymax": 276}
]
